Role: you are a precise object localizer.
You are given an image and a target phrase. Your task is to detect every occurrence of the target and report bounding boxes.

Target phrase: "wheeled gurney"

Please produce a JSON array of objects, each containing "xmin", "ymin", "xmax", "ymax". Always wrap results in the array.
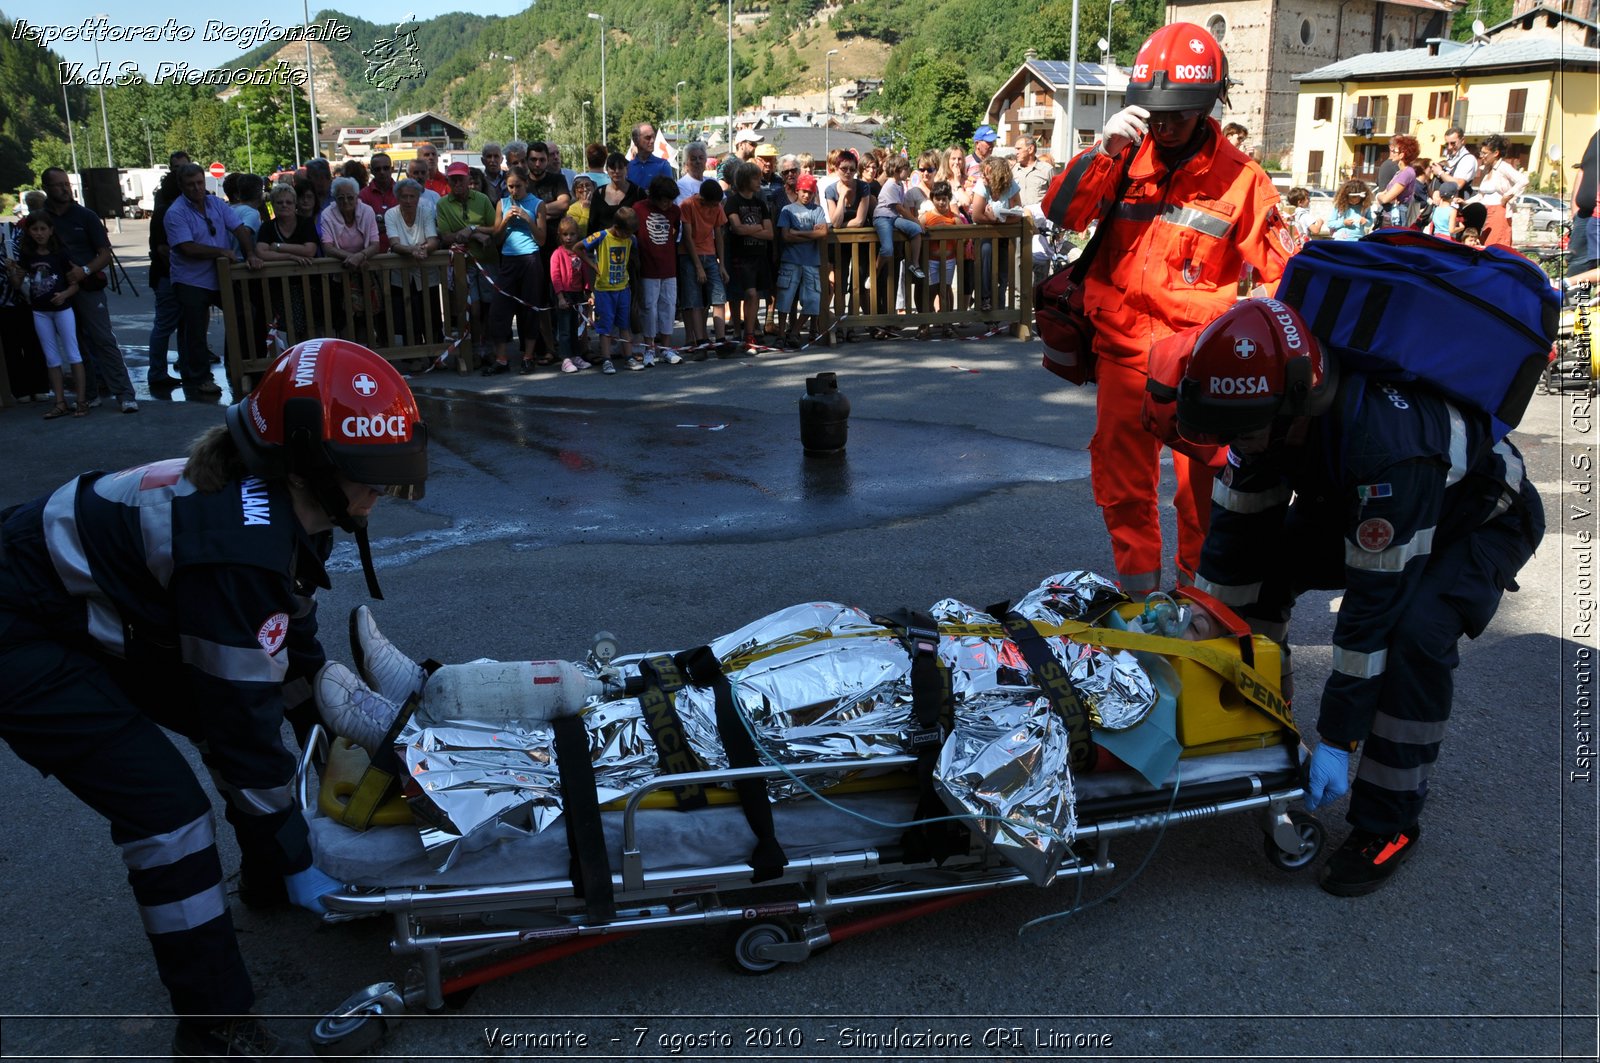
[{"xmin": 295, "ymin": 581, "xmax": 1323, "ymax": 1057}]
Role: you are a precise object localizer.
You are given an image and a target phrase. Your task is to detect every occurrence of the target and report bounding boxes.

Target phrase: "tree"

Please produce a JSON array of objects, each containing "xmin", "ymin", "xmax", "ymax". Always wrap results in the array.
[
  {"xmin": 26, "ymin": 136, "xmax": 74, "ymax": 185},
  {"xmin": 882, "ymin": 52, "xmax": 982, "ymax": 156}
]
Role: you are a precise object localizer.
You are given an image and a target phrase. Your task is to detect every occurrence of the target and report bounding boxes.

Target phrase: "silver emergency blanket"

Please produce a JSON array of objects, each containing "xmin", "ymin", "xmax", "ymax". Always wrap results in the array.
[{"xmin": 398, "ymin": 571, "xmax": 1160, "ymax": 883}]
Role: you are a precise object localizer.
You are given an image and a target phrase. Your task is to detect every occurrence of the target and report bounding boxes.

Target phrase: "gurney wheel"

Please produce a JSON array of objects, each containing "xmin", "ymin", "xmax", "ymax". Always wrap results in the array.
[
  {"xmin": 732, "ymin": 922, "xmax": 791, "ymax": 975},
  {"xmin": 1264, "ymin": 811, "xmax": 1324, "ymax": 872},
  {"xmin": 310, "ymin": 981, "xmax": 404, "ymax": 1057}
]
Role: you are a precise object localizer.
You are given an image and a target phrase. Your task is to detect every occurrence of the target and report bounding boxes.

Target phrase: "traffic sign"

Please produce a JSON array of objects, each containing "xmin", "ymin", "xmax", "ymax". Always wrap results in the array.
[{"xmin": 208, "ymin": 162, "xmax": 226, "ymax": 179}]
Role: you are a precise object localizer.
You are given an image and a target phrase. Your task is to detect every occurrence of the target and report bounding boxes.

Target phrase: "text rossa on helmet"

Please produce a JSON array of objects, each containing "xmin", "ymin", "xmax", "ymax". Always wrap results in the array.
[
  {"xmin": 1126, "ymin": 22, "xmax": 1231, "ymax": 113},
  {"xmin": 1175, "ymin": 299, "xmax": 1336, "ymax": 446}
]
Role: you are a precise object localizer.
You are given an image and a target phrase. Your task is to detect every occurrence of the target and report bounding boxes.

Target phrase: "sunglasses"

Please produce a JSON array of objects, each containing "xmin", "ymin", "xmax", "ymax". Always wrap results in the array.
[
  {"xmin": 781, "ymin": 168, "xmax": 799, "ymax": 176},
  {"xmin": 919, "ymin": 167, "xmax": 935, "ymax": 173},
  {"xmin": 1149, "ymin": 109, "xmax": 1203, "ymax": 126}
]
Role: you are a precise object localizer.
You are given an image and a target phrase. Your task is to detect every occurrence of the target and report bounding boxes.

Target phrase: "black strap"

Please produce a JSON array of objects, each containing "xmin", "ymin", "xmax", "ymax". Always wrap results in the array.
[
  {"xmin": 636, "ymin": 655, "xmax": 709, "ymax": 810},
  {"xmin": 1002, "ymin": 613, "xmax": 1095, "ymax": 773},
  {"xmin": 553, "ymin": 714, "xmax": 615, "ymax": 923},
  {"xmin": 874, "ymin": 609, "xmax": 965, "ymax": 865},
  {"xmin": 1058, "ymin": 150, "xmax": 1138, "ymax": 288},
  {"xmin": 676, "ymin": 645, "xmax": 788, "ymax": 883}
]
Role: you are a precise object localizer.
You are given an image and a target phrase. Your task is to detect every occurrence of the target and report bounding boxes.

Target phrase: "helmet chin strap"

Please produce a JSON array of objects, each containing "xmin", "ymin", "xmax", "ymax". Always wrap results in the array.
[{"xmin": 289, "ymin": 417, "xmax": 387, "ymax": 600}]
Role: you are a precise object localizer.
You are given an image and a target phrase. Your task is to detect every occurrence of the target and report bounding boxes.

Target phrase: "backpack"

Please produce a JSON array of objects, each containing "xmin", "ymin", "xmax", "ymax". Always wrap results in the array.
[{"xmin": 1274, "ymin": 229, "xmax": 1560, "ymax": 440}]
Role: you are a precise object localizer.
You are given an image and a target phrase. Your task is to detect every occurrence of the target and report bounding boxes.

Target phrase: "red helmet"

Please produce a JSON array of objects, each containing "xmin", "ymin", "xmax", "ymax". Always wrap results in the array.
[
  {"xmin": 1126, "ymin": 22, "xmax": 1230, "ymax": 113},
  {"xmin": 225, "ymin": 339, "xmax": 428, "ymax": 504},
  {"xmin": 1175, "ymin": 299, "xmax": 1336, "ymax": 445}
]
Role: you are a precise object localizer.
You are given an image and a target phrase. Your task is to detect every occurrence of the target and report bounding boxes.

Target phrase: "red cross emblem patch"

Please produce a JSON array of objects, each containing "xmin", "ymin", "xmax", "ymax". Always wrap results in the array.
[
  {"xmin": 1355, "ymin": 518, "xmax": 1394, "ymax": 553},
  {"xmin": 257, "ymin": 612, "xmax": 290, "ymax": 655}
]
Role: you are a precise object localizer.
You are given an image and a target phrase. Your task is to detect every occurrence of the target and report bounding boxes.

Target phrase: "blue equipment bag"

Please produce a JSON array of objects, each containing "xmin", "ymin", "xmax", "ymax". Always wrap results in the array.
[{"xmin": 1276, "ymin": 229, "xmax": 1559, "ymax": 440}]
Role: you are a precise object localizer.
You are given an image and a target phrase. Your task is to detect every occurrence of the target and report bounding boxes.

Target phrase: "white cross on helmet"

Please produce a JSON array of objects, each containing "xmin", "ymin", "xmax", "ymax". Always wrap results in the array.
[
  {"xmin": 353, "ymin": 373, "xmax": 379, "ymax": 397},
  {"xmin": 1234, "ymin": 337, "xmax": 1257, "ymax": 359}
]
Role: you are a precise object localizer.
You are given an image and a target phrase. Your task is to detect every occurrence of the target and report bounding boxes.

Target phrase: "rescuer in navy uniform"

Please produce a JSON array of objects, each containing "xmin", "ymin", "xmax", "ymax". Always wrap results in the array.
[
  {"xmin": 0, "ymin": 339, "xmax": 427, "ymax": 1059},
  {"xmin": 1171, "ymin": 299, "xmax": 1542, "ymax": 897}
]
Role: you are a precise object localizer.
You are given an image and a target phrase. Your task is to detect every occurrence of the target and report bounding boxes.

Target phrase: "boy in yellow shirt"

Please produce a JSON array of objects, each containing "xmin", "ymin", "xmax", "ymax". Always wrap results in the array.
[{"xmin": 578, "ymin": 207, "xmax": 638, "ymax": 374}]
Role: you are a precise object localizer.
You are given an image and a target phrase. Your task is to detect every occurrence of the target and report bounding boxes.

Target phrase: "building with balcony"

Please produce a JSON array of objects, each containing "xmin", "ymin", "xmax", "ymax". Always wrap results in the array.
[
  {"xmin": 1166, "ymin": 0, "xmax": 1460, "ymax": 163},
  {"xmin": 983, "ymin": 52, "xmax": 1130, "ymax": 159},
  {"xmin": 1290, "ymin": 34, "xmax": 1599, "ymax": 190}
]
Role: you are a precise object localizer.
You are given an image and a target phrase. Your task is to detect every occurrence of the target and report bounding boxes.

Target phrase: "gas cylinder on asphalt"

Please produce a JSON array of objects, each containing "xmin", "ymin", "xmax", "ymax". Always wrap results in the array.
[{"xmin": 798, "ymin": 372, "xmax": 850, "ymax": 456}]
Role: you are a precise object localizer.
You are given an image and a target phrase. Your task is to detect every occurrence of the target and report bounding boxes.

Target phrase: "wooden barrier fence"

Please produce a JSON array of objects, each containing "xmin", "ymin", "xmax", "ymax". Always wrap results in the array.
[{"xmin": 218, "ymin": 252, "xmax": 475, "ymax": 392}]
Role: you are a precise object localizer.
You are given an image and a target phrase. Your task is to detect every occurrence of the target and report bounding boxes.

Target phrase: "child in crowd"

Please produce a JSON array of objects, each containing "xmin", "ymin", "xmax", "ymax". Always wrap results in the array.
[
  {"xmin": 577, "ymin": 206, "xmax": 637, "ymax": 373},
  {"xmin": 872, "ymin": 156, "xmax": 927, "ymax": 279},
  {"xmin": 1284, "ymin": 187, "xmax": 1316, "ymax": 243},
  {"xmin": 680, "ymin": 178, "xmax": 730, "ymax": 351},
  {"xmin": 567, "ymin": 175, "xmax": 595, "ymax": 234},
  {"xmin": 551, "ymin": 216, "xmax": 594, "ymax": 373},
  {"xmin": 723, "ymin": 162, "xmax": 774, "ymax": 353},
  {"xmin": 918, "ymin": 182, "xmax": 963, "ymax": 338},
  {"xmin": 10, "ymin": 212, "xmax": 89, "ymax": 418},
  {"xmin": 634, "ymin": 175, "xmax": 684, "ymax": 366},
  {"xmin": 1427, "ymin": 179, "xmax": 1461, "ymax": 240},
  {"xmin": 776, "ymin": 173, "xmax": 829, "ymax": 347},
  {"xmin": 1329, "ymin": 180, "xmax": 1373, "ymax": 241},
  {"xmin": 1459, "ymin": 227, "xmax": 1484, "ymax": 247}
]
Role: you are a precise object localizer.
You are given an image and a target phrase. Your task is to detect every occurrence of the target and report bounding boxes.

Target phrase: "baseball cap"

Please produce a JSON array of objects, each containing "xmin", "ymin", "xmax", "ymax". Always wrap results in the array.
[
  {"xmin": 734, "ymin": 129, "xmax": 763, "ymax": 145},
  {"xmin": 972, "ymin": 125, "xmax": 998, "ymax": 143},
  {"xmin": 796, "ymin": 173, "xmax": 817, "ymax": 191},
  {"xmin": 754, "ymin": 143, "xmax": 779, "ymax": 158},
  {"xmin": 445, "ymin": 162, "xmax": 470, "ymax": 177}
]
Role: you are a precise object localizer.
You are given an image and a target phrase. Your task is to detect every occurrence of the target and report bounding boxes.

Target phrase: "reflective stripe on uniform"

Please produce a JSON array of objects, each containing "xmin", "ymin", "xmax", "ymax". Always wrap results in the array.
[
  {"xmin": 281, "ymin": 675, "xmax": 312, "ymax": 710},
  {"xmin": 1194, "ymin": 575, "xmax": 1262, "ymax": 606},
  {"xmin": 1369, "ymin": 711, "xmax": 1449, "ymax": 746},
  {"xmin": 138, "ymin": 882, "xmax": 228, "ymax": 935},
  {"xmin": 1345, "ymin": 526, "xmax": 1435, "ymax": 572},
  {"xmin": 1485, "ymin": 441, "xmax": 1526, "ymax": 522},
  {"xmin": 1114, "ymin": 202, "xmax": 1233, "ymax": 238},
  {"xmin": 1445, "ymin": 404, "xmax": 1468, "ymax": 487},
  {"xmin": 118, "ymin": 812, "xmax": 216, "ymax": 872},
  {"xmin": 140, "ymin": 504, "xmax": 177, "ymax": 588},
  {"xmin": 1212, "ymin": 479, "xmax": 1291, "ymax": 514},
  {"xmin": 180, "ymin": 634, "xmax": 289, "ymax": 685},
  {"xmin": 1356, "ymin": 755, "xmax": 1430, "ymax": 793},
  {"xmin": 1332, "ymin": 645, "xmax": 1388, "ymax": 678},
  {"xmin": 1118, "ymin": 569, "xmax": 1162, "ymax": 596},
  {"xmin": 42, "ymin": 479, "xmax": 126, "ymax": 655}
]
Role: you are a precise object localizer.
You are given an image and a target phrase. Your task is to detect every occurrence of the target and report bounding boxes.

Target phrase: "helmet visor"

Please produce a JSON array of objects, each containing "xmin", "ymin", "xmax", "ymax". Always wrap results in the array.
[{"xmin": 329, "ymin": 428, "xmax": 428, "ymax": 501}]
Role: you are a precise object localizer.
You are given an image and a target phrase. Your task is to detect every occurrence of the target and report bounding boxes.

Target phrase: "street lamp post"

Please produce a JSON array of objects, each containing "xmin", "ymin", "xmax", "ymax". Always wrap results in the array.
[
  {"xmin": 582, "ymin": 100, "xmax": 591, "ymax": 150},
  {"xmin": 499, "ymin": 55, "xmax": 520, "ymax": 140},
  {"xmin": 587, "ymin": 12, "xmax": 607, "ymax": 147},
  {"xmin": 90, "ymin": 19, "xmax": 119, "ymax": 229},
  {"xmin": 60, "ymin": 76, "xmax": 80, "ymax": 177},
  {"xmin": 140, "ymin": 119, "xmax": 153, "ymax": 166},
  {"xmin": 289, "ymin": 79, "xmax": 302, "ymax": 168},
  {"xmin": 1064, "ymin": 0, "xmax": 1082, "ymax": 157},
  {"xmin": 302, "ymin": 0, "xmax": 321, "ymax": 159},
  {"xmin": 726, "ymin": 0, "xmax": 733, "ymax": 151},
  {"xmin": 1102, "ymin": 0, "xmax": 1124, "ymax": 129},
  {"xmin": 239, "ymin": 104, "xmax": 254, "ymax": 172},
  {"xmin": 675, "ymin": 79, "xmax": 686, "ymax": 140},
  {"xmin": 824, "ymin": 48, "xmax": 839, "ymax": 163}
]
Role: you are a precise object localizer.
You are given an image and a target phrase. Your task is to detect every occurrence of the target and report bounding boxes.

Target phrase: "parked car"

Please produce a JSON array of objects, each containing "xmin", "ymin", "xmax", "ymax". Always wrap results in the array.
[{"xmin": 1518, "ymin": 193, "xmax": 1568, "ymax": 232}]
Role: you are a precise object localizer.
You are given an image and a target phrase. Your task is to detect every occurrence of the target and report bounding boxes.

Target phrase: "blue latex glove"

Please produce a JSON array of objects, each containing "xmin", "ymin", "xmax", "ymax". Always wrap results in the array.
[
  {"xmin": 284, "ymin": 865, "xmax": 343, "ymax": 915},
  {"xmin": 1305, "ymin": 744, "xmax": 1351, "ymax": 810}
]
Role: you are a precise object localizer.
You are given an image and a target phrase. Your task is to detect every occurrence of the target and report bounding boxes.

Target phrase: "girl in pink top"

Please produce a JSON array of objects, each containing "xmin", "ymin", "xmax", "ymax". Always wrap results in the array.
[{"xmin": 550, "ymin": 216, "xmax": 594, "ymax": 372}]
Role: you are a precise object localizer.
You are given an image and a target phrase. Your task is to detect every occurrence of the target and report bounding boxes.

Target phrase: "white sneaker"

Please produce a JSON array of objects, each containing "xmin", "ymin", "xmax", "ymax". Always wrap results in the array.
[
  {"xmin": 572, "ymin": 356, "xmax": 592, "ymax": 370},
  {"xmin": 602, "ymin": 359, "xmax": 617, "ymax": 375},
  {"xmin": 561, "ymin": 357, "xmax": 580, "ymax": 373},
  {"xmin": 642, "ymin": 351, "xmax": 656, "ymax": 368},
  {"xmin": 627, "ymin": 356, "xmax": 645, "ymax": 371},
  {"xmin": 315, "ymin": 662, "xmax": 403, "ymax": 755},
  {"xmin": 664, "ymin": 350, "xmax": 683, "ymax": 365},
  {"xmin": 350, "ymin": 604, "xmax": 428, "ymax": 704},
  {"xmin": 121, "ymin": 399, "xmax": 139, "ymax": 413}
]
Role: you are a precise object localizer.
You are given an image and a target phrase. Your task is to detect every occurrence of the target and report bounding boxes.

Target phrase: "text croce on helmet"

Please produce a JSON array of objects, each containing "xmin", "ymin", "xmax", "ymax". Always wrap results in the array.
[
  {"xmin": 225, "ymin": 338, "xmax": 428, "ymax": 598},
  {"xmin": 1126, "ymin": 22, "xmax": 1231, "ymax": 113},
  {"xmin": 1175, "ymin": 299, "xmax": 1337, "ymax": 446}
]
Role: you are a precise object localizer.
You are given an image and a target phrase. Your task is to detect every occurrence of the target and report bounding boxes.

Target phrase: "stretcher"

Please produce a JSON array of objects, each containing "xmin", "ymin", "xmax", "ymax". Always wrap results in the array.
[{"xmin": 294, "ymin": 587, "xmax": 1323, "ymax": 1058}]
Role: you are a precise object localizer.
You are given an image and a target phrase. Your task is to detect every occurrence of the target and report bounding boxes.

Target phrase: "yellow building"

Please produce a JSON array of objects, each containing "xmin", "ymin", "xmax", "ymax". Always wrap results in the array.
[{"xmin": 1290, "ymin": 33, "xmax": 1599, "ymax": 192}]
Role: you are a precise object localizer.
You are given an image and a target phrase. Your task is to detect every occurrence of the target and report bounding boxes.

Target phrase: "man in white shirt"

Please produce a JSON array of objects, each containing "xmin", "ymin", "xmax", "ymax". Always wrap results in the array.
[
  {"xmin": 1439, "ymin": 126, "xmax": 1477, "ymax": 192},
  {"xmin": 677, "ymin": 141, "xmax": 711, "ymax": 203}
]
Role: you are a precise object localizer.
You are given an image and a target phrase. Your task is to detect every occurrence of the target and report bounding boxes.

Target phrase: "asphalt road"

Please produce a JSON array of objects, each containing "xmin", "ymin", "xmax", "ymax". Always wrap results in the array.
[{"xmin": 0, "ymin": 221, "xmax": 1592, "ymax": 1062}]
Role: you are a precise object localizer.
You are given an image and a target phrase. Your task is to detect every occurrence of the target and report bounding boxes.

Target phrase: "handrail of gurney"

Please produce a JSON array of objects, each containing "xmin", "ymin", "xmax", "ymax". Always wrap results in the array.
[{"xmin": 617, "ymin": 756, "xmax": 919, "ymax": 891}]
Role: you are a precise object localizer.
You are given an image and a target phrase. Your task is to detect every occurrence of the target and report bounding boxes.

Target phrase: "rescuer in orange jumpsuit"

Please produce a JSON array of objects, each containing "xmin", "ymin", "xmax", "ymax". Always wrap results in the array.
[{"xmin": 1042, "ymin": 22, "xmax": 1299, "ymax": 595}]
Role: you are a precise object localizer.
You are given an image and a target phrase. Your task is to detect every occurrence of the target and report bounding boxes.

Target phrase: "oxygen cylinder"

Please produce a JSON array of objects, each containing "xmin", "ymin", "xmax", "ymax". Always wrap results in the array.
[
  {"xmin": 418, "ymin": 660, "xmax": 601, "ymax": 726},
  {"xmin": 798, "ymin": 372, "xmax": 850, "ymax": 455}
]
